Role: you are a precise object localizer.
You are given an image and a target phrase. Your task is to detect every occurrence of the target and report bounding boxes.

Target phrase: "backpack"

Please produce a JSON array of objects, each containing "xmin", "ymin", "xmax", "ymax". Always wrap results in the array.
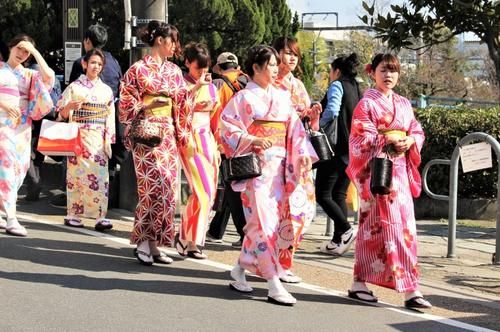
[{"xmin": 219, "ymin": 73, "xmax": 249, "ymax": 94}]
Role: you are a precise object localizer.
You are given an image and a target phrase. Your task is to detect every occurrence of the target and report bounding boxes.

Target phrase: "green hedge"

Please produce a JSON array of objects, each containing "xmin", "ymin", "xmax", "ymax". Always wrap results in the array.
[{"xmin": 414, "ymin": 105, "xmax": 500, "ymax": 199}]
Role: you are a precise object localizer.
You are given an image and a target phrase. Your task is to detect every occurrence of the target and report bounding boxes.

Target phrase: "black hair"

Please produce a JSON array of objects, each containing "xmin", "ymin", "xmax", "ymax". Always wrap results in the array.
[
  {"xmin": 219, "ymin": 62, "xmax": 238, "ymax": 71},
  {"xmin": 8, "ymin": 34, "xmax": 35, "ymax": 48},
  {"xmin": 0, "ymin": 40, "xmax": 9, "ymax": 61},
  {"xmin": 84, "ymin": 24, "xmax": 108, "ymax": 49},
  {"xmin": 331, "ymin": 53, "xmax": 359, "ymax": 78},
  {"xmin": 83, "ymin": 48, "xmax": 106, "ymax": 67},
  {"xmin": 244, "ymin": 45, "xmax": 279, "ymax": 78},
  {"xmin": 183, "ymin": 42, "xmax": 211, "ymax": 68},
  {"xmin": 139, "ymin": 20, "xmax": 181, "ymax": 56},
  {"xmin": 371, "ymin": 53, "xmax": 400, "ymax": 74}
]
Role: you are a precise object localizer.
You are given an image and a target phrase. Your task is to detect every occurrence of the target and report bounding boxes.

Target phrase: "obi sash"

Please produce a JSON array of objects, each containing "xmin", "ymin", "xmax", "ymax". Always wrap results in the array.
[
  {"xmin": 143, "ymin": 95, "xmax": 172, "ymax": 118},
  {"xmin": 72, "ymin": 102, "xmax": 108, "ymax": 124},
  {"xmin": 248, "ymin": 120, "xmax": 287, "ymax": 148},
  {"xmin": 379, "ymin": 129, "xmax": 407, "ymax": 157}
]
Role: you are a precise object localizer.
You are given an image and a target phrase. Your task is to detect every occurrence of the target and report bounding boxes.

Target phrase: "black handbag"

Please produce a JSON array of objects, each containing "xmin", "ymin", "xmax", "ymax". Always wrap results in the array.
[
  {"xmin": 370, "ymin": 154, "xmax": 393, "ymax": 195},
  {"xmin": 304, "ymin": 119, "xmax": 333, "ymax": 164},
  {"xmin": 221, "ymin": 152, "xmax": 262, "ymax": 182},
  {"xmin": 321, "ymin": 116, "xmax": 338, "ymax": 151}
]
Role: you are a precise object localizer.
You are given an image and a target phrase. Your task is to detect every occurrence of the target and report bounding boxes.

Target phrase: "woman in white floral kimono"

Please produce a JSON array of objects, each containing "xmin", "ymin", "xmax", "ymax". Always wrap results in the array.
[
  {"xmin": 220, "ymin": 45, "xmax": 317, "ymax": 306},
  {"xmin": 57, "ymin": 48, "xmax": 115, "ymax": 231},
  {"xmin": 0, "ymin": 34, "xmax": 54, "ymax": 236}
]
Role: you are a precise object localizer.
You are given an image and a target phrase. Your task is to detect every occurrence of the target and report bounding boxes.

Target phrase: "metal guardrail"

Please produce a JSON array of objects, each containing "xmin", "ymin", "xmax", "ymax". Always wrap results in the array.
[
  {"xmin": 422, "ymin": 132, "xmax": 500, "ymax": 264},
  {"xmin": 417, "ymin": 95, "xmax": 499, "ymax": 108}
]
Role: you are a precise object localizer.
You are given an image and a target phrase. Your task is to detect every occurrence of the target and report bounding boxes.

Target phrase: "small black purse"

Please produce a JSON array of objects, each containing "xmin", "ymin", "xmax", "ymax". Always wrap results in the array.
[
  {"xmin": 304, "ymin": 118, "xmax": 333, "ymax": 164},
  {"xmin": 221, "ymin": 152, "xmax": 262, "ymax": 182}
]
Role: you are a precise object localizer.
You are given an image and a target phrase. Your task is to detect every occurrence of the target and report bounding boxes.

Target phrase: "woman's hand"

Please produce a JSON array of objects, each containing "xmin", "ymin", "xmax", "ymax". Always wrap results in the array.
[
  {"xmin": 252, "ymin": 137, "xmax": 272, "ymax": 150},
  {"xmin": 0, "ymin": 100, "xmax": 21, "ymax": 119},
  {"xmin": 298, "ymin": 155, "xmax": 312, "ymax": 171},
  {"xmin": 17, "ymin": 40, "xmax": 37, "ymax": 55},
  {"xmin": 60, "ymin": 101, "xmax": 82, "ymax": 119},
  {"xmin": 310, "ymin": 102, "xmax": 322, "ymax": 117},
  {"xmin": 393, "ymin": 136, "xmax": 415, "ymax": 154}
]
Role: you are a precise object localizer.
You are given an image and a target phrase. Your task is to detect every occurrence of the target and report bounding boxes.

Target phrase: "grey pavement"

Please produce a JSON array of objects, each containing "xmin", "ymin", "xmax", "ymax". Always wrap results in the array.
[{"xmin": 0, "ymin": 216, "xmax": 493, "ymax": 332}]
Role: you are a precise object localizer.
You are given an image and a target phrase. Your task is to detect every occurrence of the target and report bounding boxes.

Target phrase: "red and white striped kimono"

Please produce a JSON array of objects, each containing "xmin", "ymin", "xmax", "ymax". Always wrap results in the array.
[
  {"xmin": 119, "ymin": 55, "xmax": 192, "ymax": 246},
  {"xmin": 346, "ymin": 88, "xmax": 425, "ymax": 292}
]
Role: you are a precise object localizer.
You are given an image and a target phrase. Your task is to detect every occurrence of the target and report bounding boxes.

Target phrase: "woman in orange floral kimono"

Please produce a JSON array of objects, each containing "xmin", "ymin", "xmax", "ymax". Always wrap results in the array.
[
  {"xmin": 119, "ymin": 21, "xmax": 192, "ymax": 266},
  {"xmin": 272, "ymin": 37, "xmax": 321, "ymax": 283},
  {"xmin": 346, "ymin": 54, "xmax": 431, "ymax": 309}
]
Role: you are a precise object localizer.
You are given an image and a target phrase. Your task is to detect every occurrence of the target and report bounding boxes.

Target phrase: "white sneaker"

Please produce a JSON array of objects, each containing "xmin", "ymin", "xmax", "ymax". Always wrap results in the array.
[
  {"xmin": 205, "ymin": 233, "xmax": 223, "ymax": 244},
  {"xmin": 320, "ymin": 228, "xmax": 357, "ymax": 256},
  {"xmin": 0, "ymin": 215, "xmax": 6, "ymax": 229}
]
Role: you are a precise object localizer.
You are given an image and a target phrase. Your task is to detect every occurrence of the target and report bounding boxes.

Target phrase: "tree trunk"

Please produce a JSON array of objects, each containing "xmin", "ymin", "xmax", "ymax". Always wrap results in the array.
[{"xmin": 483, "ymin": 31, "xmax": 500, "ymax": 87}]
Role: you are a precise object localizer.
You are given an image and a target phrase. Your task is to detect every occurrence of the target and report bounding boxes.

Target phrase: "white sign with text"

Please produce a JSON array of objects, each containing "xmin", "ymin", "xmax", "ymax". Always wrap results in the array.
[
  {"xmin": 459, "ymin": 142, "xmax": 492, "ymax": 173},
  {"xmin": 64, "ymin": 42, "xmax": 82, "ymax": 85}
]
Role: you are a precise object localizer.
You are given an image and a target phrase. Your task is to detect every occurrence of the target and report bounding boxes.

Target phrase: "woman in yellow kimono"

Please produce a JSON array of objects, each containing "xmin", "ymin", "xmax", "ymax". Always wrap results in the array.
[
  {"xmin": 175, "ymin": 42, "xmax": 220, "ymax": 259},
  {"xmin": 57, "ymin": 48, "xmax": 115, "ymax": 231}
]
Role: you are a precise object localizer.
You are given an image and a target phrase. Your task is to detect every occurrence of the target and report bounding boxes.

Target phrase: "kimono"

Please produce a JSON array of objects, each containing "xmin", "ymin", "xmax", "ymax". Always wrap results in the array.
[
  {"xmin": 274, "ymin": 72, "xmax": 319, "ymax": 128},
  {"xmin": 119, "ymin": 55, "xmax": 192, "ymax": 246},
  {"xmin": 178, "ymin": 75, "xmax": 220, "ymax": 246},
  {"xmin": 220, "ymin": 82, "xmax": 317, "ymax": 279},
  {"xmin": 273, "ymin": 72, "xmax": 318, "ymax": 269},
  {"xmin": 346, "ymin": 88, "xmax": 425, "ymax": 292},
  {"xmin": 57, "ymin": 75, "xmax": 115, "ymax": 220},
  {"xmin": 0, "ymin": 61, "xmax": 53, "ymax": 219}
]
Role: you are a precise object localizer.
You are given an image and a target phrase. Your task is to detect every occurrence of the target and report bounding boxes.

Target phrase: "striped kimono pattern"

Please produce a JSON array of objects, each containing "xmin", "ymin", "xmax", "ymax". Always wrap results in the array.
[
  {"xmin": 178, "ymin": 77, "xmax": 219, "ymax": 246},
  {"xmin": 346, "ymin": 88, "xmax": 425, "ymax": 292}
]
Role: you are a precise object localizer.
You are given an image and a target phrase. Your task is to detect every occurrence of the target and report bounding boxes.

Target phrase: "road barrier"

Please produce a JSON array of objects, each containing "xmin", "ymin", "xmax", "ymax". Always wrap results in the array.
[{"xmin": 422, "ymin": 132, "xmax": 500, "ymax": 264}]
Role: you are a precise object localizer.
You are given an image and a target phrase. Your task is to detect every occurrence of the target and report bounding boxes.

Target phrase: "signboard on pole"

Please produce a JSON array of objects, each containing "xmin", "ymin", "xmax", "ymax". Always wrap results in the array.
[
  {"xmin": 64, "ymin": 42, "xmax": 82, "ymax": 85},
  {"xmin": 459, "ymin": 142, "xmax": 492, "ymax": 173}
]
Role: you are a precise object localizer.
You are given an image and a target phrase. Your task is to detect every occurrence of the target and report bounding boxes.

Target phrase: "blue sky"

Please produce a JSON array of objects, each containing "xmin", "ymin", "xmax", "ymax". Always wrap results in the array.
[{"xmin": 286, "ymin": 0, "xmax": 404, "ymax": 27}]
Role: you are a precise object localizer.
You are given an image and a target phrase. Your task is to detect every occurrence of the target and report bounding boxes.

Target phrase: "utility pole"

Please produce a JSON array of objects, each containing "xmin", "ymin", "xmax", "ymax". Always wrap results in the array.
[{"xmin": 63, "ymin": 0, "xmax": 87, "ymax": 87}]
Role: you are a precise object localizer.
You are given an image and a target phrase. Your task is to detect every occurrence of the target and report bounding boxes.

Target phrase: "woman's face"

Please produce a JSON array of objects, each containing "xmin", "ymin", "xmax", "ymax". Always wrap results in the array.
[
  {"xmin": 82, "ymin": 54, "xmax": 104, "ymax": 80},
  {"xmin": 279, "ymin": 47, "xmax": 298, "ymax": 72},
  {"xmin": 254, "ymin": 54, "xmax": 279, "ymax": 85},
  {"xmin": 373, "ymin": 61, "xmax": 399, "ymax": 95},
  {"xmin": 8, "ymin": 42, "xmax": 30, "ymax": 67},
  {"xmin": 157, "ymin": 36, "xmax": 175, "ymax": 58},
  {"xmin": 329, "ymin": 67, "xmax": 341, "ymax": 82},
  {"xmin": 186, "ymin": 60, "xmax": 208, "ymax": 81}
]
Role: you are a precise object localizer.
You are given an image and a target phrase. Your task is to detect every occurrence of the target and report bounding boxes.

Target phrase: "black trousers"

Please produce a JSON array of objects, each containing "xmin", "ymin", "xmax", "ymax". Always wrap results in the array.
[
  {"xmin": 315, "ymin": 156, "xmax": 351, "ymax": 243},
  {"xmin": 207, "ymin": 156, "xmax": 246, "ymax": 241}
]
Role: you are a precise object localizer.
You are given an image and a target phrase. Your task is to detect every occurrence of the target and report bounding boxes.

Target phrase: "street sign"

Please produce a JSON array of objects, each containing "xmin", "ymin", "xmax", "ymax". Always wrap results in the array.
[
  {"xmin": 64, "ymin": 42, "xmax": 82, "ymax": 85},
  {"xmin": 68, "ymin": 8, "xmax": 79, "ymax": 28}
]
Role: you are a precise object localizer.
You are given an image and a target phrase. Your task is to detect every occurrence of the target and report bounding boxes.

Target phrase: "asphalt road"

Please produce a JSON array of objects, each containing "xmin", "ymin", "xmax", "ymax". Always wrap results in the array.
[{"xmin": 0, "ymin": 218, "xmax": 491, "ymax": 332}]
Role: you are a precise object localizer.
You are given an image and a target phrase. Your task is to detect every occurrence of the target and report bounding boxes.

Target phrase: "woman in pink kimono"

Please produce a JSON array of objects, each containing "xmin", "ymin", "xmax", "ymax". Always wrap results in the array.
[
  {"xmin": 220, "ymin": 45, "xmax": 317, "ymax": 306},
  {"xmin": 119, "ymin": 21, "xmax": 192, "ymax": 266},
  {"xmin": 57, "ymin": 49, "xmax": 115, "ymax": 232},
  {"xmin": 175, "ymin": 42, "xmax": 220, "ymax": 259},
  {"xmin": 0, "ymin": 34, "xmax": 54, "ymax": 236},
  {"xmin": 272, "ymin": 36, "xmax": 322, "ymax": 283},
  {"xmin": 346, "ymin": 53, "xmax": 432, "ymax": 309}
]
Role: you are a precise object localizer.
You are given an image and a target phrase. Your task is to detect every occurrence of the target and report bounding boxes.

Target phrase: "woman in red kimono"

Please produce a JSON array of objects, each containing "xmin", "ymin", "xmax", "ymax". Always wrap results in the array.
[
  {"xmin": 119, "ymin": 21, "xmax": 192, "ymax": 266},
  {"xmin": 346, "ymin": 53, "xmax": 431, "ymax": 309}
]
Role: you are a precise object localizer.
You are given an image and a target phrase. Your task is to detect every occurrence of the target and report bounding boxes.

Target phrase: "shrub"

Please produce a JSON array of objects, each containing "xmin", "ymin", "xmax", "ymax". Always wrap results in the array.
[{"xmin": 415, "ymin": 105, "xmax": 500, "ymax": 199}]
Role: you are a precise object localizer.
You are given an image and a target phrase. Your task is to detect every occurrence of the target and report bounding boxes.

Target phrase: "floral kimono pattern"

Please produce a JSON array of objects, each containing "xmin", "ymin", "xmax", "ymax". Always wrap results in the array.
[
  {"xmin": 178, "ymin": 75, "xmax": 220, "ymax": 246},
  {"xmin": 0, "ymin": 61, "xmax": 53, "ymax": 218},
  {"xmin": 119, "ymin": 55, "xmax": 192, "ymax": 246},
  {"xmin": 274, "ymin": 72, "xmax": 319, "ymax": 128},
  {"xmin": 220, "ymin": 82, "xmax": 317, "ymax": 279},
  {"xmin": 346, "ymin": 88, "xmax": 425, "ymax": 292},
  {"xmin": 57, "ymin": 75, "xmax": 115, "ymax": 220},
  {"xmin": 274, "ymin": 71, "xmax": 319, "ymax": 269}
]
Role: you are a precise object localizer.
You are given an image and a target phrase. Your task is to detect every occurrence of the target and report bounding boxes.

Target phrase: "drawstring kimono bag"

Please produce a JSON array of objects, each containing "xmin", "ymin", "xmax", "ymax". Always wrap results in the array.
[
  {"xmin": 303, "ymin": 117, "xmax": 333, "ymax": 165},
  {"xmin": 370, "ymin": 148, "xmax": 393, "ymax": 195}
]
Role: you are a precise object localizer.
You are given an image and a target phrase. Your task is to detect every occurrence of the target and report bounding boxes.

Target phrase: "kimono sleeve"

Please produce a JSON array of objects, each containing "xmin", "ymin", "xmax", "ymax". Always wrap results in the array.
[
  {"xmin": 118, "ymin": 65, "xmax": 143, "ymax": 126},
  {"xmin": 55, "ymin": 83, "xmax": 75, "ymax": 117},
  {"xmin": 104, "ymin": 89, "xmax": 116, "ymax": 158},
  {"xmin": 27, "ymin": 69, "xmax": 54, "ymax": 120},
  {"xmin": 219, "ymin": 93, "xmax": 256, "ymax": 158},
  {"xmin": 171, "ymin": 68, "xmax": 193, "ymax": 146},
  {"xmin": 346, "ymin": 98, "xmax": 387, "ymax": 201}
]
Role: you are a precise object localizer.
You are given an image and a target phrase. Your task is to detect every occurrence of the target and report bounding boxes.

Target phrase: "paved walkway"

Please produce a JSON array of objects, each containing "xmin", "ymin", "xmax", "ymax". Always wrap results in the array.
[{"xmin": 12, "ymin": 193, "xmax": 500, "ymax": 331}]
